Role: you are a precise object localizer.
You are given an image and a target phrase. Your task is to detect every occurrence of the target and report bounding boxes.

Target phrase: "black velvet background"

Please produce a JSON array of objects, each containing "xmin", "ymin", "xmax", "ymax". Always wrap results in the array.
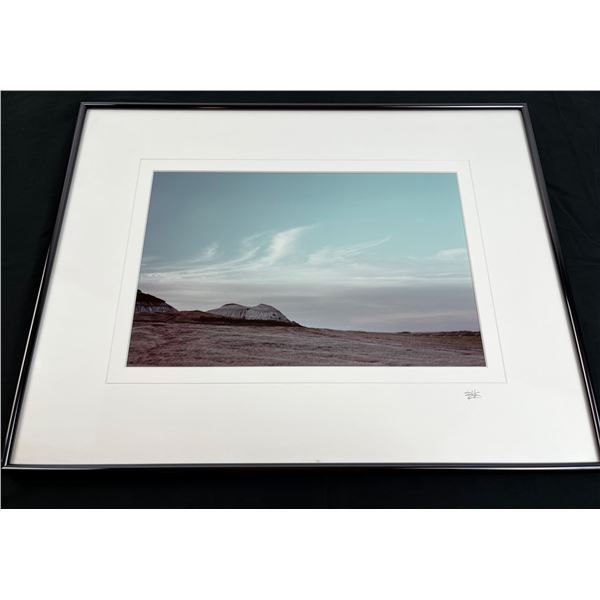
[{"xmin": 2, "ymin": 92, "xmax": 599, "ymax": 508}]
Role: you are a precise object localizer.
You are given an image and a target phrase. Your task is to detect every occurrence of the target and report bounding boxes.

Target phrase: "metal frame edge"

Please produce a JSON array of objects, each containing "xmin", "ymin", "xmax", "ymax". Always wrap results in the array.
[{"xmin": 3, "ymin": 100, "xmax": 598, "ymax": 471}]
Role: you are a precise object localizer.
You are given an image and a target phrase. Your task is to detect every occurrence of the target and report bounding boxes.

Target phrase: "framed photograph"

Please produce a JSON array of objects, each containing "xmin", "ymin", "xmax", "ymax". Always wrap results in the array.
[{"xmin": 4, "ymin": 102, "xmax": 599, "ymax": 469}]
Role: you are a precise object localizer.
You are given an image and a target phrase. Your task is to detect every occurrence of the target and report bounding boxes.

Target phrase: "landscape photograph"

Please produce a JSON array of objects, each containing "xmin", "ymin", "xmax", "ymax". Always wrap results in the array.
[{"xmin": 128, "ymin": 171, "xmax": 485, "ymax": 367}]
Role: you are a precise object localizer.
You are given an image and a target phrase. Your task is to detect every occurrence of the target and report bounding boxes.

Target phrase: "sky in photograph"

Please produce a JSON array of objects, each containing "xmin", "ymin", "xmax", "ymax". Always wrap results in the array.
[{"xmin": 137, "ymin": 171, "xmax": 481, "ymax": 331}]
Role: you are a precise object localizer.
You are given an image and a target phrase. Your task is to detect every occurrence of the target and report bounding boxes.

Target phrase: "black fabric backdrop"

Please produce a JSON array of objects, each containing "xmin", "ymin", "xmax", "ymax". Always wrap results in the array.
[{"xmin": 2, "ymin": 91, "xmax": 599, "ymax": 508}]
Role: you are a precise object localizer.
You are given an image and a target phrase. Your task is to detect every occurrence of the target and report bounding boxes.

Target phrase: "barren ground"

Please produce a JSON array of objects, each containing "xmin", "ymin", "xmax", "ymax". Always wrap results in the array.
[{"xmin": 127, "ymin": 317, "xmax": 485, "ymax": 367}]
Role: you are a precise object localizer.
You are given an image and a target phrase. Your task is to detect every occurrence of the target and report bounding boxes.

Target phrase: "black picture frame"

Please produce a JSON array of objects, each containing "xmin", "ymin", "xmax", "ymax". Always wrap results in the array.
[{"xmin": 3, "ymin": 100, "xmax": 599, "ymax": 472}]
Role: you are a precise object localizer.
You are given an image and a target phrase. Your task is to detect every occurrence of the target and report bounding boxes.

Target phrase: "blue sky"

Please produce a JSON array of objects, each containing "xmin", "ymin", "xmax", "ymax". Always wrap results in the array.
[{"xmin": 138, "ymin": 171, "xmax": 480, "ymax": 331}]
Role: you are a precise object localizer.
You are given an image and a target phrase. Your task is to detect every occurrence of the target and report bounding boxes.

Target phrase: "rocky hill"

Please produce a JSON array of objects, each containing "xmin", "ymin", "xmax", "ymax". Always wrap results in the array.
[
  {"xmin": 133, "ymin": 293, "xmax": 299, "ymax": 327},
  {"xmin": 207, "ymin": 303, "xmax": 292, "ymax": 323},
  {"xmin": 135, "ymin": 289, "xmax": 177, "ymax": 313}
]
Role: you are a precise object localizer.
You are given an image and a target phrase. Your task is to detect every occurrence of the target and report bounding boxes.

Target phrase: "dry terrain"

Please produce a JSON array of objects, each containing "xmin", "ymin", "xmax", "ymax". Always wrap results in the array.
[{"xmin": 127, "ymin": 312, "xmax": 485, "ymax": 366}]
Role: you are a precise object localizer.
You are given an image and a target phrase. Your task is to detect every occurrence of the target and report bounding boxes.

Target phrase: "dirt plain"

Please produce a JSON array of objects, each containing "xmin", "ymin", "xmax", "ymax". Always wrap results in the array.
[{"xmin": 127, "ymin": 312, "xmax": 485, "ymax": 367}]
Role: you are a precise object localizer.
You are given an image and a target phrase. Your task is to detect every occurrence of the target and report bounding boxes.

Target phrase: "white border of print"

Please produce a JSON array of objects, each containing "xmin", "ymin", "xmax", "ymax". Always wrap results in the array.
[{"xmin": 106, "ymin": 159, "xmax": 506, "ymax": 385}]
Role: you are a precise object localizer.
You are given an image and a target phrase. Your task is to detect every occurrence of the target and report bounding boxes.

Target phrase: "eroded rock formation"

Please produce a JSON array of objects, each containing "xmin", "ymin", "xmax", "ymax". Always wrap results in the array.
[{"xmin": 207, "ymin": 303, "xmax": 291, "ymax": 323}]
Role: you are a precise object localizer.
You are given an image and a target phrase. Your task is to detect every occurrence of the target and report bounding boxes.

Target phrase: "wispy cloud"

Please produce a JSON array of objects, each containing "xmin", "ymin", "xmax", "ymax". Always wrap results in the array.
[
  {"xmin": 142, "ymin": 225, "xmax": 314, "ymax": 280},
  {"xmin": 264, "ymin": 226, "xmax": 309, "ymax": 266},
  {"xmin": 196, "ymin": 242, "xmax": 219, "ymax": 261},
  {"xmin": 433, "ymin": 247, "xmax": 468, "ymax": 260},
  {"xmin": 307, "ymin": 237, "xmax": 391, "ymax": 266},
  {"xmin": 141, "ymin": 232, "xmax": 472, "ymax": 288}
]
